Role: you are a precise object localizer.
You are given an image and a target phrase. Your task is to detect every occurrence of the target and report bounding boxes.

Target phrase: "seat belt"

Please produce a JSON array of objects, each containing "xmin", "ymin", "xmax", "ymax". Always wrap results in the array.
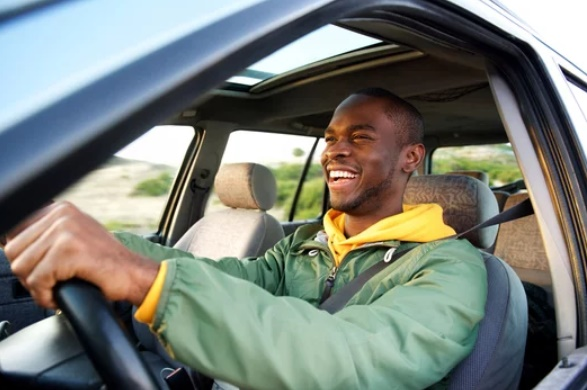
[
  {"xmin": 319, "ymin": 198, "xmax": 534, "ymax": 314},
  {"xmin": 449, "ymin": 197, "xmax": 533, "ymax": 240}
]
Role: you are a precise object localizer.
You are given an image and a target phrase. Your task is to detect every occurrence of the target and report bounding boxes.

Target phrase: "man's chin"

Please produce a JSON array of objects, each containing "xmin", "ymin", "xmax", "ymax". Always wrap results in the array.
[{"xmin": 329, "ymin": 198, "xmax": 360, "ymax": 214}]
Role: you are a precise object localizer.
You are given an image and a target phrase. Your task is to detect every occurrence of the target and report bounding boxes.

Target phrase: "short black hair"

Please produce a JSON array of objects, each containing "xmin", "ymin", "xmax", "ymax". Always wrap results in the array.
[{"xmin": 352, "ymin": 87, "xmax": 424, "ymax": 145}]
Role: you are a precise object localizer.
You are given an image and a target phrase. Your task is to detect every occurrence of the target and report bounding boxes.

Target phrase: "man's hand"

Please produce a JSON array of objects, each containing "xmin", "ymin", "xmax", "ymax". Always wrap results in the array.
[{"xmin": 4, "ymin": 201, "xmax": 159, "ymax": 309}]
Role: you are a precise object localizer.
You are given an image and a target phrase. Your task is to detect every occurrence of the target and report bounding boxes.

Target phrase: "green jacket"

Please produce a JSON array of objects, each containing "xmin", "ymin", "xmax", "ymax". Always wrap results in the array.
[{"xmin": 116, "ymin": 225, "xmax": 487, "ymax": 390}]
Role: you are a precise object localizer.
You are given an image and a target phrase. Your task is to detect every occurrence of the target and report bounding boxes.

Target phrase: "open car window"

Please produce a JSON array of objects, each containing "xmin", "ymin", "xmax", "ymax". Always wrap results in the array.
[
  {"xmin": 205, "ymin": 130, "xmax": 325, "ymax": 223},
  {"xmin": 57, "ymin": 125, "xmax": 194, "ymax": 234}
]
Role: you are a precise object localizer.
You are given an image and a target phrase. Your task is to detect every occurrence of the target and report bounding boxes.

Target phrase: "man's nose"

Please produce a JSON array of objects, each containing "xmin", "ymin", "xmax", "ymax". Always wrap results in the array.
[{"xmin": 324, "ymin": 140, "xmax": 351, "ymax": 160}]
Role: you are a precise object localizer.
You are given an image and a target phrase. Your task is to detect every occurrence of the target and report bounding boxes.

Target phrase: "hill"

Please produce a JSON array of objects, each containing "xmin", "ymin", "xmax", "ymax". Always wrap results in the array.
[{"xmin": 56, "ymin": 157, "xmax": 175, "ymax": 233}]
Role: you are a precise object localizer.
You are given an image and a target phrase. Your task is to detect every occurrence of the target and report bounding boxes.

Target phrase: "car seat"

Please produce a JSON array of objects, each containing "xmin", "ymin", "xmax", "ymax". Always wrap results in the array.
[
  {"xmin": 445, "ymin": 170, "xmax": 510, "ymax": 212},
  {"xmin": 134, "ymin": 162, "xmax": 285, "ymax": 387},
  {"xmin": 174, "ymin": 162, "xmax": 285, "ymax": 258},
  {"xmin": 494, "ymin": 192, "xmax": 551, "ymax": 290},
  {"xmin": 404, "ymin": 174, "xmax": 527, "ymax": 389}
]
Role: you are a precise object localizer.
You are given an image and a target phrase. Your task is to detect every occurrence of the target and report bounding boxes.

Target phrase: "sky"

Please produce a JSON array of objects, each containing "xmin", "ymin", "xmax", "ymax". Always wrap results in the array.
[
  {"xmin": 117, "ymin": 0, "xmax": 585, "ymax": 166},
  {"xmin": 502, "ymin": 0, "xmax": 587, "ymax": 70}
]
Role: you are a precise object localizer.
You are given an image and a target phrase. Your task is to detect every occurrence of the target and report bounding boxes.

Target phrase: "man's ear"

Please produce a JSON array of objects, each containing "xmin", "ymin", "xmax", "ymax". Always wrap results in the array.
[{"xmin": 402, "ymin": 143, "xmax": 425, "ymax": 174}]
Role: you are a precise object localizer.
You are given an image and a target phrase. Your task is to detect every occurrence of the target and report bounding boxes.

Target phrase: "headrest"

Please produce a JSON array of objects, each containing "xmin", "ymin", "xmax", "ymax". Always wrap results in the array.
[
  {"xmin": 404, "ymin": 175, "xmax": 499, "ymax": 249},
  {"xmin": 446, "ymin": 170, "xmax": 489, "ymax": 185},
  {"xmin": 214, "ymin": 163, "xmax": 277, "ymax": 211}
]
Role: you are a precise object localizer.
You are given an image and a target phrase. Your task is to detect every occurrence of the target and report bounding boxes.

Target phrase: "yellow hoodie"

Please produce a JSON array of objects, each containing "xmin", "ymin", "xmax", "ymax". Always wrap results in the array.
[{"xmin": 323, "ymin": 203, "xmax": 456, "ymax": 266}]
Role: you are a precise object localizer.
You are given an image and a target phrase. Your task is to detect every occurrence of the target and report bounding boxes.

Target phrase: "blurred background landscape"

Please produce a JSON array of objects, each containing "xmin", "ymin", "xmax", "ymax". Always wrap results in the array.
[{"xmin": 58, "ymin": 144, "xmax": 520, "ymax": 234}]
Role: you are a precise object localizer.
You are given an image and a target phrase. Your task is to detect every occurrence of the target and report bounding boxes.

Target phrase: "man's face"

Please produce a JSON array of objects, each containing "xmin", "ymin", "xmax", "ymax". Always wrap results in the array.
[{"xmin": 321, "ymin": 95, "xmax": 407, "ymax": 216}]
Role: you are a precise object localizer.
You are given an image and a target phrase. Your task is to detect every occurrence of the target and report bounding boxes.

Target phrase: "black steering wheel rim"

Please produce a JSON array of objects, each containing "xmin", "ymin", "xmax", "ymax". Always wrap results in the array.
[{"xmin": 55, "ymin": 279, "xmax": 161, "ymax": 390}]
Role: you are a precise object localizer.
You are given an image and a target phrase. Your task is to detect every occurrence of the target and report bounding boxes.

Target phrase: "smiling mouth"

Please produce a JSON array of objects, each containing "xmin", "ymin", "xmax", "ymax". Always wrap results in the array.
[{"xmin": 329, "ymin": 170, "xmax": 358, "ymax": 182}]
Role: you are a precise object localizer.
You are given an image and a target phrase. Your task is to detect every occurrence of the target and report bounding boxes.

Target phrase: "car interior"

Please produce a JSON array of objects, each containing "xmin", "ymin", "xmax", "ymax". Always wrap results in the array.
[{"xmin": 0, "ymin": 7, "xmax": 573, "ymax": 389}]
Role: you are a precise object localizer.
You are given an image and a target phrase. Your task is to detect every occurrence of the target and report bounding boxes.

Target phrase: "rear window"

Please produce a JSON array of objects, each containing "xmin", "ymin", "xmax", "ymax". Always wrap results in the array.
[{"xmin": 431, "ymin": 143, "xmax": 522, "ymax": 187}]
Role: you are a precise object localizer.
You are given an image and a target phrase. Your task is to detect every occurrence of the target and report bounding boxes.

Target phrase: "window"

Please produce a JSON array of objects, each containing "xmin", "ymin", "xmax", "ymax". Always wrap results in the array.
[
  {"xmin": 57, "ymin": 126, "xmax": 194, "ymax": 233},
  {"xmin": 227, "ymin": 25, "xmax": 381, "ymax": 86},
  {"xmin": 206, "ymin": 131, "xmax": 325, "ymax": 222},
  {"xmin": 431, "ymin": 143, "xmax": 522, "ymax": 187},
  {"xmin": 292, "ymin": 142, "xmax": 325, "ymax": 221}
]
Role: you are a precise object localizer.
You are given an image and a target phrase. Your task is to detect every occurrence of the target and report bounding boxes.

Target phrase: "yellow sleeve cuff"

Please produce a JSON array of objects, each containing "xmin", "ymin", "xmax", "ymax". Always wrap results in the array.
[{"xmin": 134, "ymin": 261, "xmax": 168, "ymax": 324}]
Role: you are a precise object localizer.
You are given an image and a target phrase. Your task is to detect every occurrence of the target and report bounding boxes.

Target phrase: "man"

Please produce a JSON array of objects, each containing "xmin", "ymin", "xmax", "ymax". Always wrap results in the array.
[{"xmin": 3, "ymin": 88, "xmax": 487, "ymax": 389}]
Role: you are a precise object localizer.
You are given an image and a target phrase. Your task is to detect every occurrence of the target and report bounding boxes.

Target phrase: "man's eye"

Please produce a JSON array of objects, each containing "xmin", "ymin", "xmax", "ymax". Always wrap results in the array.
[
  {"xmin": 353, "ymin": 134, "xmax": 372, "ymax": 141},
  {"xmin": 325, "ymin": 137, "xmax": 336, "ymax": 143}
]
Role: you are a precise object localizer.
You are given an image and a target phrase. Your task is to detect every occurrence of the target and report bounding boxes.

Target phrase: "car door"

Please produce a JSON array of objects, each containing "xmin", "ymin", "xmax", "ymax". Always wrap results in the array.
[
  {"xmin": 510, "ymin": 61, "xmax": 587, "ymax": 388},
  {"xmin": 0, "ymin": 0, "xmax": 359, "ymax": 334}
]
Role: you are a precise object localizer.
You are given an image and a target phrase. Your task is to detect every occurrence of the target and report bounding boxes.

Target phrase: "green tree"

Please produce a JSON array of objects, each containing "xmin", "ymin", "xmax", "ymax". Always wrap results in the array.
[
  {"xmin": 294, "ymin": 178, "xmax": 325, "ymax": 219},
  {"xmin": 292, "ymin": 147, "xmax": 305, "ymax": 158},
  {"xmin": 275, "ymin": 180, "xmax": 298, "ymax": 209},
  {"xmin": 270, "ymin": 163, "xmax": 325, "ymax": 218},
  {"xmin": 432, "ymin": 145, "xmax": 522, "ymax": 187},
  {"xmin": 271, "ymin": 163, "xmax": 304, "ymax": 182}
]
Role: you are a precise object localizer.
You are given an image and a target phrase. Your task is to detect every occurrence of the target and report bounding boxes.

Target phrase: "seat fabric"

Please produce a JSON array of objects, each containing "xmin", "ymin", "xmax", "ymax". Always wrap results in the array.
[
  {"xmin": 405, "ymin": 174, "xmax": 527, "ymax": 390},
  {"xmin": 494, "ymin": 192, "xmax": 551, "ymax": 289},
  {"xmin": 174, "ymin": 162, "xmax": 284, "ymax": 259},
  {"xmin": 444, "ymin": 170, "xmax": 511, "ymax": 213},
  {"xmin": 448, "ymin": 252, "xmax": 527, "ymax": 389},
  {"xmin": 404, "ymin": 174, "xmax": 499, "ymax": 249}
]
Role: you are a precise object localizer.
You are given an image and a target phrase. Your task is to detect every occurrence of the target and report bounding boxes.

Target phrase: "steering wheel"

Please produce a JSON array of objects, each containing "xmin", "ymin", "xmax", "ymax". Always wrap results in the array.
[{"xmin": 55, "ymin": 279, "xmax": 161, "ymax": 390}]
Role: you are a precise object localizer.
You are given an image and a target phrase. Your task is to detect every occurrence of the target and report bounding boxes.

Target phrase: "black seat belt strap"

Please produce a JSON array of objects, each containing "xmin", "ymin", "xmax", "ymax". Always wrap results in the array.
[
  {"xmin": 319, "ymin": 247, "xmax": 411, "ymax": 314},
  {"xmin": 319, "ymin": 197, "xmax": 534, "ymax": 314},
  {"xmin": 452, "ymin": 197, "xmax": 533, "ymax": 239}
]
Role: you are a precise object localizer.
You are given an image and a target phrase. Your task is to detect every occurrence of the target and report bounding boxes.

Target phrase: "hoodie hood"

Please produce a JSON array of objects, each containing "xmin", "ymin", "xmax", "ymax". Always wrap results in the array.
[{"xmin": 323, "ymin": 203, "xmax": 456, "ymax": 266}]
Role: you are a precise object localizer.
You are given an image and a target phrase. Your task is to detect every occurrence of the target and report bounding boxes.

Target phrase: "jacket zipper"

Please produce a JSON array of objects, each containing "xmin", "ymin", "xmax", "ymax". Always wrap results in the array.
[
  {"xmin": 317, "ymin": 242, "xmax": 403, "ymax": 305},
  {"xmin": 319, "ymin": 265, "xmax": 339, "ymax": 304}
]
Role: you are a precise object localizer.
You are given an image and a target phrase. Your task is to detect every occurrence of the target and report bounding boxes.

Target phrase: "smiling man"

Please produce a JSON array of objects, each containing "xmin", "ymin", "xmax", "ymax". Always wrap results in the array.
[{"xmin": 4, "ymin": 88, "xmax": 487, "ymax": 389}]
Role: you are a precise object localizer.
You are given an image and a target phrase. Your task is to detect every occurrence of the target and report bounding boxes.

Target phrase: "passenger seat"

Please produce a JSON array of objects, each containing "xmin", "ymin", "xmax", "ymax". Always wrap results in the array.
[
  {"xmin": 135, "ymin": 163, "xmax": 285, "ymax": 388},
  {"xmin": 404, "ymin": 174, "xmax": 527, "ymax": 389},
  {"xmin": 494, "ymin": 192, "xmax": 551, "ymax": 291},
  {"xmin": 445, "ymin": 170, "xmax": 509, "ymax": 211},
  {"xmin": 174, "ymin": 162, "xmax": 285, "ymax": 258}
]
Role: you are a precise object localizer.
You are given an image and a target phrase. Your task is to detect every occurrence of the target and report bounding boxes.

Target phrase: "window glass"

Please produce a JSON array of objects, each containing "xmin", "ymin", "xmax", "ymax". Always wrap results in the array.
[
  {"xmin": 227, "ymin": 25, "xmax": 381, "ymax": 86},
  {"xmin": 293, "ymin": 139, "xmax": 326, "ymax": 220},
  {"xmin": 431, "ymin": 143, "xmax": 522, "ymax": 187},
  {"xmin": 568, "ymin": 80, "xmax": 587, "ymax": 122},
  {"xmin": 57, "ymin": 125, "xmax": 194, "ymax": 233},
  {"xmin": 206, "ymin": 130, "xmax": 324, "ymax": 222}
]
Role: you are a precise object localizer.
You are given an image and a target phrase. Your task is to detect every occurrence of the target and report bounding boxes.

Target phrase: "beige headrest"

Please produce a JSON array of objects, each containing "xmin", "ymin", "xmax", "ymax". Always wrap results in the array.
[
  {"xmin": 404, "ymin": 175, "xmax": 499, "ymax": 249},
  {"xmin": 446, "ymin": 170, "xmax": 489, "ymax": 185},
  {"xmin": 214, "ymin": 163, "xmax": 277, "ymax": 211}
]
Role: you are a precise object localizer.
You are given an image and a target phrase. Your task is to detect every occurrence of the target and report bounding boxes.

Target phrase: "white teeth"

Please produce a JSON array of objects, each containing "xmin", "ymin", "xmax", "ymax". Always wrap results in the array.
[{"xmin": 329, "ymin": 170, "xmax": 357, "ymax": 179}]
